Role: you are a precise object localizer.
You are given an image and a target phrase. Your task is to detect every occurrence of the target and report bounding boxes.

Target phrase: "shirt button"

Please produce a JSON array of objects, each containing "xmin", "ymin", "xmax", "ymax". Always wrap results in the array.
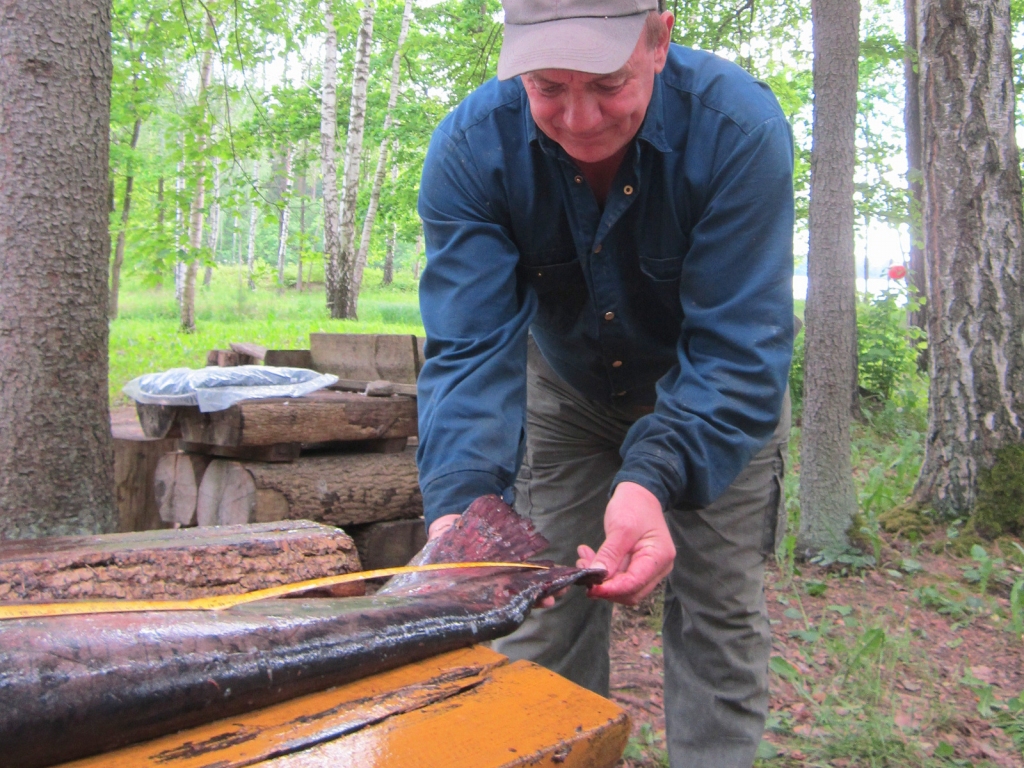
[
  {"xmin": 593, "ymin": 243, "xmax": 602, "ymax": 253},
  {"xmin": 623, "ymin": 185, "xmax": 634, "ymax": 195},
  {"xmin": 604, "ymin": 311, "xmax": 615, "ymax": 321},
  {"xmin": 574, "ymin": 175, "xmax": 584, "ymax": 184},
  {"xmin": 612, "ymin": 360, "xmax": 623, "ymax": 368}
]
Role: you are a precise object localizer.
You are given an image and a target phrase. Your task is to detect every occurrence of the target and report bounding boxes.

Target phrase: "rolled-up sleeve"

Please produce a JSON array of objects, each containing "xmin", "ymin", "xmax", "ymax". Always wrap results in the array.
[
  {"xmin": 614, "ymin": 116, "xmax": 795, "ymax": 512},
  {"xmin": 416, "ymin": 126, "xmax": 536, "ymax": 527}
]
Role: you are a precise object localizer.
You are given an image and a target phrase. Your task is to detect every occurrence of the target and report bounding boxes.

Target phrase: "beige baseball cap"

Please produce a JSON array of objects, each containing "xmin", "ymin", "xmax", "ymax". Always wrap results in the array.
[{"xmin": 497, "ymin": 0, "xmax": 660, "ymax": 81}]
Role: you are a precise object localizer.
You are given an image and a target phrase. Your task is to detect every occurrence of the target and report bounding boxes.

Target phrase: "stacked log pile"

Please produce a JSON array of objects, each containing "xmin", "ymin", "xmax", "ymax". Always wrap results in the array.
[{"xmin": 142, "ymin": 334, "xmax": 428, "ymax": 569}]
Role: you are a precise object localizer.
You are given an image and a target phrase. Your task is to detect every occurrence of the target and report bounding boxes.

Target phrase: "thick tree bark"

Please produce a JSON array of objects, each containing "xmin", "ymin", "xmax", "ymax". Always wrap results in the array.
[
  {"xmin": 110, "ymin": 116, "xmax": 143, "ymax": 320},
  {"xmin": 329, "ymin": 0, "xmax": 376, "ymax": 319},
  {"xmin": 904, "ymin": 0, "xmax": 927, "ymax": 341},
  {"xmin": 0, "ymin": 0, "xmax": 116, "ymax": 537},
  {"xmin": 798, "ymin": 0, "xmax": 861, "ymax": 555},
  {"xmin": 321, "ymin": 4, "xmax": 343, "ymax": 310},
  {"xmin": 247, "ymin": 158, "xmax": 261, "ymax": 290},
  {"xmin": 353, "ymin": 0, "xmax": 414, "ymax": 303},
  {"xmin": 277, "ymin": 145, "xmax": 294, "ymax": 287},
  {"xmin": 912, "ymin": 0, "xmax": 1024, "ymax": 515},
  {"xmin": 180, "ymin": 39, "xmax": 214, "ymax": 333}
]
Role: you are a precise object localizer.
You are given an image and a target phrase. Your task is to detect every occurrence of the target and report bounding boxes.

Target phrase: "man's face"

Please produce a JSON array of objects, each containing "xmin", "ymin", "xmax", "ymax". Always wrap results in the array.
[{"xmin": 521, "ymin": 12, "xmax": 673, "ymax": 165}]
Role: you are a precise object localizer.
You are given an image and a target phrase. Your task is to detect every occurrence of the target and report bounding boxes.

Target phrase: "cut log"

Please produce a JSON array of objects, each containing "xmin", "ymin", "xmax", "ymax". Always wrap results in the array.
[
  {"xmin": 311, "ymin": 333, "xmax": 418, "ymax": 384},
  {"xmin": 153, "ymin": 452, "xmax": 212, "ymax": 526},
  {"xmin": 264, "ymin": 349, "xmax": 314, "ymax": 368},
  {"xmin": 0, "ymin": 520, "xmax": 360, "ymax": 603},
  {"xmin": 176, "ymin": 390, "xmax": 417, "ymax": 447},
  {"xmin": 415, "ymin": 335, "xmax": 426, "ymax": 376},
  {"xmin": 135, "ymin": 402, "xmax": 181, "ymax": 439},
  {"xmin": 207, "ymin": 349, "xmax": 241, "ymax": 367},
  {"xmin": 348, "ymin": 518, "xmax": 427, "ymax": 570},
  {"xmin": 112, "ymin": 408, "xmax": 178, "ymax": 532},
  {"xmin": 230, "ymin": 341, "xmax": 268, "ymax": 362},
  {"xmin": 196, "ymin": 450, "xmax": 422, "ymax": 528}
]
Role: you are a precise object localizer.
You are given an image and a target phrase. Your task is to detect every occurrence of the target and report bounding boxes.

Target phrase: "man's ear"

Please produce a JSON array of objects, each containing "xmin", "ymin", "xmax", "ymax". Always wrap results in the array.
[{"xmin": 654, "ymin": 12, "xmax": 674, "ymax": 72}]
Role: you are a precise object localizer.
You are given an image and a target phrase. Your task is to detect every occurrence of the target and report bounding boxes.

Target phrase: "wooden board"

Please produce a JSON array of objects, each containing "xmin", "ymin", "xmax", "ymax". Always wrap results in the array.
[
  {"xmin": 0, "ymin": 520, "xmax": 360, "ymax": 603},
  {"xmin": 265, "ymin": 349, "xmax": 315, "ymax": 369},
  {"xmin": 311, "ymin": 333, "xmax": 419, "ymax": 384},
  {"xmin": 112, "ymin": 408, "xmax": 178, "ymax": 532},
  {"xmin": 142, "ymin": 390, "xmax": 417, "ymax": 447},
  {"xmin": 196, "ymin": 449, "xmax": 422, "ymax": 528},
  {"xmin": 58, "ymin": 647, "xmax": 630, "ymax": 768}
]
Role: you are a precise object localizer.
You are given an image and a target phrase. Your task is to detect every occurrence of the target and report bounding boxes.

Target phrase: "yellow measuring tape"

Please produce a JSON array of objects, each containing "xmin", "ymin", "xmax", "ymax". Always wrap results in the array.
[{"xmin": 0, "ymin": 562, "xmax": 547, "ymax": 621}]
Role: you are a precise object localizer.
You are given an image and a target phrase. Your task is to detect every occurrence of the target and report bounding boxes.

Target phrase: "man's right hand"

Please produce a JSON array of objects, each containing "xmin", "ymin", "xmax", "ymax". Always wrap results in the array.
[{"xmin": 428, "ymin": 514, "xmax": 461, "ymax": 540}]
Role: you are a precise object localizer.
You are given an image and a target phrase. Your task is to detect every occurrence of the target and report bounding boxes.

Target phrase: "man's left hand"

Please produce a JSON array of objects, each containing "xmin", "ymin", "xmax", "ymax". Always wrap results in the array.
[{"xmin": 577, "ymin": 482, "xmax": 675, "ymax": 606}]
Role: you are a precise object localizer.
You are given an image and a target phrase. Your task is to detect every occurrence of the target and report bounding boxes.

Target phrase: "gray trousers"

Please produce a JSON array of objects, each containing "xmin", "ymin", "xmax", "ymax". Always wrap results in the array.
[{"xmin": 494, "ymin": 342, "xmax": 789, "ymax": 768}]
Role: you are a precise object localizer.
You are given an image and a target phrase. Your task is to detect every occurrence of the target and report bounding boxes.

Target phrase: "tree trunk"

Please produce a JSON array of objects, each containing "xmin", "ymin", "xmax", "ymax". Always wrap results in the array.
[
  {"xmin": 321, "ymin": 4, "xmax": 343, "ymax": 311},
  {"xmin": 203, "ymin": 159, "xmax": 221, "ymax": 288},
  {"xmin": 175, "ymin": 143, "xmax": 185, "ymax": 304},
  {"xmin": 110, "ymin": 116, "xmax": 143, "ymax": 320},
  {"xmin": 798, "ymin": 0, "xmax": 861, "ymax": 556},
  {"xmin": 912, "ymin": 0, "xmax": 1024, "ymax": 516},
  {"xmin": 0, "ymin": 0, "xmax": 116, "ymax": 537},
  {"xmin": 298, "ymin": 173, "xmax": 307, "ymax": 291},
  {"xmin": 904, "ymin": 0, "xmax": 927, "ymax": 344},
  {"xmin": 383, "ymin": 223, "xmax": 395, "ymax": 285},
  {"xmin": 180, "ymin": 38, "xmax": 214, "ymax": 333},
  {"xmin": 330, "ymin": 0, "xmax": 376, "ymax": 320},
  {"xmin": 155, "ymin": 176, "xmax": 165, "ymax": 287},
  {"xmin": 277, "ymin": 146, "xmax": 294, "ymax": 287},
  {"xmin": 352, "ymin": 0, "xmax": 413, "ymax": 304},
  {"xmin": 247, "ymin": 159, "xmax": 261, "ymax": 290}
]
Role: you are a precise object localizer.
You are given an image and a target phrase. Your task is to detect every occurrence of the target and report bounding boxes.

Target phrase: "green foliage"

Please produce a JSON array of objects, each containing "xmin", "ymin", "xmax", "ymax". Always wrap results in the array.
[
  {"xmin": 973, "ymin": 446, "xmax": 1024, "ymax": 539},
  {"xmin": 622, "ymin": 723, "xmax": 669, "ymax": 767}
]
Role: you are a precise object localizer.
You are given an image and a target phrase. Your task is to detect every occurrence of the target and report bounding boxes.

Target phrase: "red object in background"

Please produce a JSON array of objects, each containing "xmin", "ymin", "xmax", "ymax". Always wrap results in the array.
[{"xmin": 888, "ymin": 264, "xmax": 908, "ymax": 280}]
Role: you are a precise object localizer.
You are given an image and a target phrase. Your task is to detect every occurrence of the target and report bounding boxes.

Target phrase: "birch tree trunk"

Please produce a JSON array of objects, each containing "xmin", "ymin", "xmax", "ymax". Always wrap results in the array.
[
  {"xmin": 321, "ymin": 4, "xmax": 343, "ymax": 311},
  {"xmin": 203, "ymin": 159, "xmax": 221, "ymax": 288},
  {"xmin": 180, "ymin": 36, "xmax": 214, "ymax": 333},
  {"xmin": 298, "ymin": 172, "xmax": 307, "ymax": 291},
  {"xmin": 352, "ymin": 0, "xmax": 413, "ymax": 304},
  {"xmin": 175, "ymin": 143, "xmax": 185, "ymax": 304},
  {"xmin": 798, "ymin": 0, "xmax": 861, "ymax": 555},
  {"xmin": 330, "ymin": 0, "xmax": 376, "ymax": 319},
  {"xmin": 0, "ymin": 0, "xmax": 116, "ymax": 537},
  {"xmin": 277, "ymin": 146, "xmax": 294, "ymax": 287},
  {"xmin": 247, "ymin": 159, "xmax": 261, "ymax": 290},
  {"xmin": 912, "ymin": 0, "xmax": 1024, "ymax": 516},
  {"xmin": 110, "ymin": 117, "xmax": 142, "ymax": 320},
  {"xmin": 904, "ymin": 0, "xmax": 927, "ymax": 341},
  {"xmin": 382, "ymin": 223, "xmax": 396, "ymax": 285}
]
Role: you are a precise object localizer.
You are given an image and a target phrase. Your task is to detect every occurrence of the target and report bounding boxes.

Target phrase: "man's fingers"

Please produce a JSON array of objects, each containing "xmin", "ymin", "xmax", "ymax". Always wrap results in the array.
[
  {"xmin": 587, "ymin": 531, "xmax": 634, "ymax": 579},
  {"xmin": 587, "ymin": 550, "xmax": 672, "ymax": 604}
]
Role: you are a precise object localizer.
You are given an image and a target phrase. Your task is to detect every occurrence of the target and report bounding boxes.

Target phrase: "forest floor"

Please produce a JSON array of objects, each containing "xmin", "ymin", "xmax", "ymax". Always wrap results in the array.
[{"xmin": 611, "ymin": 528, "xmax": 1024, "ymax": 768}]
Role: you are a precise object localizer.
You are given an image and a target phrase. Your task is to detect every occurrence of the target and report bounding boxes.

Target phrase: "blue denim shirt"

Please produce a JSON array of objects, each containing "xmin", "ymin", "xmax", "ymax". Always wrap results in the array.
[{"xmin": 416, "ymin": 45, "xmax": 794, "ymax": 528}]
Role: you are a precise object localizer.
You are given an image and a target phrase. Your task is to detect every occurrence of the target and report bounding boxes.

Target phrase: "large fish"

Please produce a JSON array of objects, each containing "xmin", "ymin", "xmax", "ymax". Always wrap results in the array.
[{"xmin": 0, "ymin": 496, "xmax": 603, "ymax": 768}]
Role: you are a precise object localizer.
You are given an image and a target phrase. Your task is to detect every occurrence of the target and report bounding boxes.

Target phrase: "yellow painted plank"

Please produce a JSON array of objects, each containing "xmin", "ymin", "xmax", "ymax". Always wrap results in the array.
[
  {"xmin": 259, "ymin": 660, "xmax": 631, "ymax": 768},
  {"xmin": 59, "ymin": 646, "xmax": 508, "ymax": 768}
]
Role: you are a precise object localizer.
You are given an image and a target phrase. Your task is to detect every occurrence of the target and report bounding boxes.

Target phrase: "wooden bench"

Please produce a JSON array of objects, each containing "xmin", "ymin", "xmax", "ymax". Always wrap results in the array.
[{"xmin": 57, "ymin": 645, "xmax": 630, "ymax": 768}]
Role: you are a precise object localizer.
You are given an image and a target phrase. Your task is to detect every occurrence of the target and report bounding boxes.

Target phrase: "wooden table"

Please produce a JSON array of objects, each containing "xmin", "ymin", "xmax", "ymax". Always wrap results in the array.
[{"xmin": 58, "ymin": 645, "xmax": 630, "ymax": 768}]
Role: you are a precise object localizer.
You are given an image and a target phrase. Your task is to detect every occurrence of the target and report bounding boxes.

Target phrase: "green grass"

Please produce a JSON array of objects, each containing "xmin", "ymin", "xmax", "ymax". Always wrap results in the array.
[{"xmin": 109, "ymin": 266, "xmax": 424, "ymax": 405}]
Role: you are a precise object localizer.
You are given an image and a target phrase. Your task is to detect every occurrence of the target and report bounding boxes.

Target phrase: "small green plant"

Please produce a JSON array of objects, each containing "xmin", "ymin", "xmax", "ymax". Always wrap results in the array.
[
  {"xmin": 914, "ymin": 585, "xmax": 974, "ymax": 621},
  {"xmin": 622, "ymin": 723, "xmax": 669, "ymax": 766},
  {"xmin": 805, "ymin": 579, "xmax": 828, "ymax": 597},
  {"xmin": 962, "ymin": 544, "xmax": 1003, "ymax": 596},
  {"xmin": 1010, "ymin": 578, "xmax": 1024, "ymax": 638}
]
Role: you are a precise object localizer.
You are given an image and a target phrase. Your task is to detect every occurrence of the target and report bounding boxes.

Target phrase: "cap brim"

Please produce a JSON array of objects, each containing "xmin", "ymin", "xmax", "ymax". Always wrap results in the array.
[{"xmin": 497, "ymin": 13, "xmax": 648, "ymax": 80}]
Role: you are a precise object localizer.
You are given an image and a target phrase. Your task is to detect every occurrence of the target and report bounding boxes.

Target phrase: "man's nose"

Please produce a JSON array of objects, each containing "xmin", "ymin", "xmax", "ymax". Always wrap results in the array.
[{"xmin": 561, "ymin": 93, "xmax": 602, "ymax": 133}]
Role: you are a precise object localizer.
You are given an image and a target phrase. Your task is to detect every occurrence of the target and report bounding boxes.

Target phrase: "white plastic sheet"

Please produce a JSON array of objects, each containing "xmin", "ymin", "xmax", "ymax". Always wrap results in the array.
[{"xmin": 123, "ymin": 366, "xmax": 338, "ymax": 412}]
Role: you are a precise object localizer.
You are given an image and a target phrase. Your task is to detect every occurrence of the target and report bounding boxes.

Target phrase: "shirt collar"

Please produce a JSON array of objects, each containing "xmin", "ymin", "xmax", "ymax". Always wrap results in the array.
[{"xmin": 522, "ymin": 73, "xmax": 672, "ymax": 156}]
